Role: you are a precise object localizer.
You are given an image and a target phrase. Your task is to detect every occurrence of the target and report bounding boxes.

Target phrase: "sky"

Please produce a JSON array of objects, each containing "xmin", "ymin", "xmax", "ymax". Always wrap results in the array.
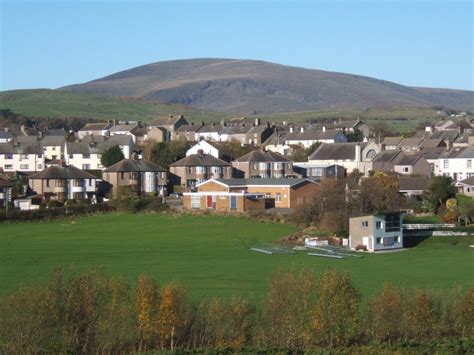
[{"xmin": 0, "ymin": 0, "xmax": 473, "ymax": 91}]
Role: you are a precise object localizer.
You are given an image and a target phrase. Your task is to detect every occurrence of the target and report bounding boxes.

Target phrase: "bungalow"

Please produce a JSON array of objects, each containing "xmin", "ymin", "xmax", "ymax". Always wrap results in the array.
[
  {"xmin": 349, "ymin": 213, "xmax": 403, "ymax": 252},
  {"xmin": 232, "ymin": 150, "xmax": 293, "ymax": 178},
  {"xmin": 103, "ymin": 157, "xmax": 168, "ymax": 196},
  {"xmin": 28, "ymin": 165, "xmax": 98, "ymax": 202},
  {"xmin": 455, "ymin": 177, "xmax": 474, "ymax": 197},
  {"xmin": 183, "ymin": 178, "xmax": 318, "ymax": 211}
]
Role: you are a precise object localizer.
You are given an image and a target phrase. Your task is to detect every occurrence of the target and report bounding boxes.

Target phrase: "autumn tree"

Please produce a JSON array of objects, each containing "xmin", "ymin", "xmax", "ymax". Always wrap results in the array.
[
  {"xmin": 312, "ymin": 270, "xmax": 360, "ymax": 348},
  {"xmin": 135, "ymin": 273, "xmax": 159, "ymax": 351},
  {"xmin": 405, "ymin": 290, "xmax": 441, "ymax": 342},
  {"xmin": 423, "ymin": 176, "xmax": 456, "ymax": 213},
  {"xmin": 359, "ymin": 174, "xmax": 401, "ymax": 214},
  {"xmin": 367, "ymin": 283, "xmax": 404, "ymax": 345}
]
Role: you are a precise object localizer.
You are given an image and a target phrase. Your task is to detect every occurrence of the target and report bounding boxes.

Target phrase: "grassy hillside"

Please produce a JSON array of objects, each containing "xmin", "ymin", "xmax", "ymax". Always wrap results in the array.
[
  {"xmin": 1, "ymin": 214, "xmax": 472, "ymax": 301},
  {"xmin": 0, "ymin": 89, "xmax": 227, "ymax": 123}
]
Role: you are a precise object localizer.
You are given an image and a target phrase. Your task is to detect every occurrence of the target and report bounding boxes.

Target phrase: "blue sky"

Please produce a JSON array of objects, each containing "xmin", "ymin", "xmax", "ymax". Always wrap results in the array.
[{"xmin": 1, "ymin": 0, "xmax": 473, "ymax": 91}]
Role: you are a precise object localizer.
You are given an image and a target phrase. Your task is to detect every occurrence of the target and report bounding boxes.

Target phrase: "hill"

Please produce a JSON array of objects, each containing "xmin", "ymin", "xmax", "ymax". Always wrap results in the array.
[
  {"xmin": 0, "ymin": 89, "xmax": 226, "ymax": 122},
  {"xmin": 60, "ymin": 58, "xmax": 474, "ymax": 114}
]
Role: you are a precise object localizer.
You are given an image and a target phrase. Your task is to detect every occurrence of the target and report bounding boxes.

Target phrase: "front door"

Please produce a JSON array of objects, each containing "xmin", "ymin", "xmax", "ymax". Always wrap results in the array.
[
  {"xmin": 230, "ymin": 196, "xmax": 237, "ymax": 210},
  {"xmin": 206, "ymin": 195, "xmax": 213, "ymax": 208}
]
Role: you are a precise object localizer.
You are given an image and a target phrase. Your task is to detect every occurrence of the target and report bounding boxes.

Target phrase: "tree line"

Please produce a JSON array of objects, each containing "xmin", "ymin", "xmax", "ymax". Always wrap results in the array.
[{"xmin": 0, "ymin": 268, "xmax": 472, "ymax": 353}]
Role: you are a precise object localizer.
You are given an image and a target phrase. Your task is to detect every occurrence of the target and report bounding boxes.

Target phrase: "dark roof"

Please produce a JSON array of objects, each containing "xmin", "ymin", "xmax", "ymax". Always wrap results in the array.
[
  {"xmin": 286, "ymin": 129, "xmax": 343, "ymax": 141},
  {"xmin": 152, "ymin": 115, "xmax": 187, "ymax": 126},
  {"xmin": 170, "ymin": 154, "xmax": 231, "ymax": 167},
  {"xmin": 457, "ymin": 177, "xmax": 474, "ymax": 186},
  {"xmin": 309, "ymin": 143, "xmax": 365, "ymax": 161},
  {"xmin": 399, "ymin": 176, "xmax": 429, "ymax": 191},
  {"xmin": 41, "ymin": 136, "xmax": 66, "ymax": 146},
  {"xmin": 394, "ymin": 154, "xmax": 422, "ymax": 166},
  {"xmin": 213, "ymin": 178, "xmax": 316, "ymax": 187},
  {"xmin": 176, "ymin": 124, "xmax": 202, "ymax": 133},
  {"xmin": 234, "ymin": 150, "xmax": 291, "ymax": 163},
  {"xmin": 0, "ymin": 131, "xmax": 12, "ymax": 139},
  {"xmin": 79, "ymin": 122, "xmax": 112, "ymax": 131},
  {"xmin": 29, "ymin": 166, "xmax": 97, "ymax": 180},
  {"xmin": 0, "ymin": 142, "xmax": 43, "ymax": 154},
  {"xmin": 104, "ymin": 159, "xmax": 167, "ymax": 172},
  {"xmin": 371, "ymin": 150, "xmax": 402, "ymax": 163},
  {"xmin": 383, "ymin": 137, "xmax": 403, "ymax": 146},
  {"xmin": 440, "ymin": 146, "xmax": 474, "ymax": 159}
]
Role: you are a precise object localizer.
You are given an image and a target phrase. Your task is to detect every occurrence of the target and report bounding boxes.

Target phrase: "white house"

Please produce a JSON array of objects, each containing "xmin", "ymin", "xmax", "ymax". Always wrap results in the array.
[
  {"xmin": 285, "ymin": 128, "xmax": 347, "ymax": 148},
  {"xmin": 0, "ymin": 142, "xmax": 45, "ymax": 172},
  {"xmin": 64, "ymin": 142, "xmax": 103, "ymax": 170},
  {"xmin": 186, "ymin": 141, "xmax": 220, "ymax": 158},
  {"xmin": 438, "ymin": 146, "xmax": 474, "ymax": 181},
  {"xmin": 77, "ymin": 122, "xmax": 113, "ymax": 139},
  {"xmin": 41, "ymin": 136, "xmax": 66, "ymax": 160}
]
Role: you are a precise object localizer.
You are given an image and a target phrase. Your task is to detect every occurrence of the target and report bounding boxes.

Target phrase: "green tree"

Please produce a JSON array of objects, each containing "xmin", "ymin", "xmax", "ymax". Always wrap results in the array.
[
  {"xmin": 423, "ymin": 176, "xmax": 456, "ymax": 213},
  {"xmin": 100, "ymin": 145, "xmax": 124, "ymax": 167}
]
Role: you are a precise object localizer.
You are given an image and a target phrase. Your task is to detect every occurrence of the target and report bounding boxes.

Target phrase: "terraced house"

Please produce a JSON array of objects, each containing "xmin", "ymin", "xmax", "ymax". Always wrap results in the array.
[
  {"xmin": 0, "ymin": 141, "xmax": 45, "ymax": 173},
  {"xmin": 169, "ymin": 151, "xmax": 232, "ymax": 190},
  {"xmin": 232, "ymin": 150, "xmax": 293, "ymax": 178}
]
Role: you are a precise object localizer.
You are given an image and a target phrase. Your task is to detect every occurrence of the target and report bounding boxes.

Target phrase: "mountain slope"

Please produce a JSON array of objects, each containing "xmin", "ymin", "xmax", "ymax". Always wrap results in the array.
[{"xmin": 60, "ymin": 58, "xmax": 474, "ymax": 114}]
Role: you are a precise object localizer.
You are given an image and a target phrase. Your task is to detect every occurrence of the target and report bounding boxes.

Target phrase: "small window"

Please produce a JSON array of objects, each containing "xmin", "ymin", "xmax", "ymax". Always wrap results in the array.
[
  {"xmin": 443, "ymin": 160, "xmax": 449, "ymax": 169},
  {"xmin": 82, "ymin": 164, "xmax": 91, "ymax": 170},
  {"xmin": 376, "ymin": 221, "xmax": 383, "ymax": 229},
  {"xmin": 5, "ymin": 153, "xmax": 13, "ymax": 159},
  {"xmin": 83, "ymin": 154, "xmax": 90, "ymax": 159},
  {"xmin": 69, "ymin": 154, "xmax": 73, "ymax": 159},
  {"xmin": 361, "ymin": 221, "xmax": 369, "ymax": 227},
  {"xmin": 20, "ymin": 164, "xmax": 29, "ymax": 170},
  {"xmin": 191, "ymin": 195, "xmax": 200, "ymax": 209},
  {"xmin": 403, "ymin": 167, "xmax": 409, "ymax": 173},
  {"xmin": 4, "ymin": 164, "xmax": 13, "ymax": 170},
  {"xmin": 376, "ymin": 237, "xmax": 382, "ymax": 244},
  {"xmin": 46, "ymin": 179, "xmax": 50, "ymax": 187},
  {"xmin": 275, "ymin": 193, "xmax": 282, "ymax": 202},
  {"xmin": 20, "ymin": 154, "xmax": 28, "ymax": 159},
  {"xmin": 468, "ymin": 160, "xmax": 472, "ymax": 169},
  {"xmin": 394, "ymin": 236, "xmax": 400, "ymax": 243}
]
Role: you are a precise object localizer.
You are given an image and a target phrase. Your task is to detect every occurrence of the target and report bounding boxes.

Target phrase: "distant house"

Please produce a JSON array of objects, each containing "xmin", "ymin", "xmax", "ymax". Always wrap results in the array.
[
  {"xmin": 175, "ymin": 124, "xmax": 203, "ymax": 142},
  {"xmin": 169, "ymin": 152, "xmax": 232, "ymax": 190},
  {"xmin": 332, "ymin": 118, "xmax": 370, "ymax": 138},
  {"xmin": 183, "ymin": 178, "xmax": 318, "ymax": 211},
  {"xmin": 41, "ymin": 136, "xmax": 66, "ymax": 160},
  {"xmin": 398, "ymin": 176, "xmax": 429, "ymax": 197},
  {"xmin": 370, "ymin": 150, "xmax": 432, "ymax": 177},
  {"xmin": 186, "ymin": 141, "xmax": 220, "ymax": 158},
  {"xmin": 455, "ymin": 177, "xmax": 474, "ymax": 197},
  {"xmin": 293, "ymin": 163, "xmax": 346, "ymax": 181},
  {"xmin": 151, "ymin": 115, "xmax": 189, "ymax": 140},
  {"xmin": 349, "ymin": 213, "xmax": 403, "ymax": 252},
  {"xmin": 0, "ymin": 131, "xmax": 13, "ymax": 143},
  {"xmin": 232, "ymin": 150, "xmax": 293, "ymax": 178},
  {"xmin": 195, "ymin": 124, "xmax": 223, "ymax": 142},
  {"xmin": 0, "ymin": 142, "xmax": 45, "ymax": 172},
  {"xmin": 109, "ymin": 123, "xmax": 141, "ymax": 143},
  {"xmin": 28, "ymin": 165, "xmax": 98, "ymax": 202},
  {"xmin": 438, "ymin": 146, "xmax": 474, "ymax": 181},
  {"xmin": 246, "ymin": 124, "xmax": 274, "ymax": 145},
  {"xmin": 103, "ymin": 157, "xmax": 168, "ymax": 196},
  {"xmin": 146, "ymin": 127, "xmax": 167, "ymax": 143},
  {"xmin": 77, "ymin": 122, "xmax": 113, "ymax": 139},
  {"xmin": 285, "ymin": 128, "xmax": 347, "ymax": 148}
]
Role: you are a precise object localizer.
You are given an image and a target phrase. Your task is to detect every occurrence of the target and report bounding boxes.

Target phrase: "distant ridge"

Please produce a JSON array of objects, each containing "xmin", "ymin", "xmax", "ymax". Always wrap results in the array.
[{"xmin": 60, "ymin": 58, "xmax": 474, "ymax": 114}]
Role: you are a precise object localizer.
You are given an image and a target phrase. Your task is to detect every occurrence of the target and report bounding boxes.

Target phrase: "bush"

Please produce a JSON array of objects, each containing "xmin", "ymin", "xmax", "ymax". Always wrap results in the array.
[{"xmin": 47, "ymin": 200, "xmax": 63, "ymax": 209}]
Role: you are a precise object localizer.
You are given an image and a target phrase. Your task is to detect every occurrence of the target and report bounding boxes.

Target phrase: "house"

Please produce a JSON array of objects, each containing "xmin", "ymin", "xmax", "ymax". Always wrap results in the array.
[
  {"xmin": 169, "ymin": 152, "xmax": 232, "ymax": 190},
  {"xmin": 28, "ymin": 165, "xmax": 98, "ymax": 202},
  {"xmin": 293, "ymin": 163, "xmax": 346, "ymax": 181},
  {"xmin": 246, "ymin": 124, "xmax": 274, "ymax": 145},
  {"xmin": 77, "ymin": 122, "xmax": 113, "ymax": 139},
  {"xmin": 308, "ymin": 142, "xmax": 382, "ymax": 175},
  {"xmin": 175, "ymin": 124, "xmax": 203, "ymax": 142},
  {"xmin": 41, "ymin": 136, "xmax": 66, "ymax": 160},
  {"xmin": 182, "ymin": 178, "xmax": 318, "ymax": 211},
  {"xmin": 103, "ymin": 157, "xmax": 168, "ymax": 196},
  {"xmin": 0, "ymin": 131, "xmax": 13, "ymax": 143},
  {"xmin": 398, "ymin": 176, "xmax": 429, "ymax": 197},
  {"xmin": 151, "ymin": 115, "xmax": 188, "ymax": 140},
  {"xmin": 349, "ymin": 213, "xmax": 403, "ymax": 252},
  {"xmin": 438, "ymin": 146, "xmax": 474, "ymax": 181},
  {"xmin": 332, "ymin": 118, "xmax": 370, "ymax": 138},
  {"xmin": 146, "ymin": 127, "xmax": 167, "ymax": 142},
  {"xmin": 285, "ymin": 128, "xmax": 347, "ymax": 148},
  {"xmin": 232, "ymin": 150, "xmax": 293, "ymax": 178},
  {"xmin": 64, "ymin": 142, "xmax": 103, "ymax": 170},
  {"xmin": 186, "ymin": 141, "xmax": 220, "ymax": 158},
  {"xmin": 369, "ymin": 150, "xmax": 432, "ymax": 177},
  {"xmin": 455, "ymin": 177, "xmax": 474, "ymax": 197},
  {"xmin": 195, "ymin": 124, "xmax": 223, "ymax": 142},
  {"xmin": 109, "ymin": 122, "xmax": 141, "ymax": 143},
  {"xmin": 0, "ymin": 142, "xmax": 45, "ymax": 172}
]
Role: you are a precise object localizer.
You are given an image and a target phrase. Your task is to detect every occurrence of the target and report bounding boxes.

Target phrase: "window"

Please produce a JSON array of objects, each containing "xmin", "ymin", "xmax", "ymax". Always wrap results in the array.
[
  {"xmin": 5, "ymin": 153, "xmax": 13, "ymax": 159},
  {"xmin": 402, "ymin": 167, "xmax": 409, "ymax": 173},
  {"xmin": 83, "ymin": 154, "xmax": 90, "ymax": 159},
  {"xmin": 196, "ymin": 166, "xmax": 205, "ymax": 174},
  {"xmin": 264, "ymin": 193, "xmax": 271, "ymax": 198},
  {"xmin": 20, "ymin": 164, "xmax": 29, "ymax": 170},
  {"xmin": 82, "ymin": 164, "xmax": 91, "ymax": 170},
  {"xmin": 385, "ymin": 214, "xmax": 401, "ymax": 232},
  {"xmin": 188, "ymin": 167, "xmax": 193, "ymax": 174},
  {"xmin": 46, "ymin": 179, "xmax": 50, "ymax": 187},
  {"xmin": 20, "ymin": 154, "xmax": 28, "ymax": 159},
  {"xmin": 4, "ymin": 164, "xmax": 13, "ymax": 170},
  {"xmin": 161, "ymin": 172, "xmax": 166, "ymax": 179},
  {"xmin": 274, "ymin": 162, "xmax": 283, "ymax": 170},
  {"xmin": 120, "ymin": 172, "xmax": 125, "ymax": 179},
  {"xmin": 468, "ymin": 160, "xmax": 472, "ymax": 169},
  {"xmin": 275, "ymin": 193, "xmax": 282, "ymax": 202},
  {"xmin": 259, "ymin": 162, "xmax": 269, "ymax": 170},
  {"xmin": 394, "ymin": 236, "xmax": 400, "ymax": 243},
  {"xmin": 89, "ymin": 179, "xmax": 93, "ymax": 186},
  {"xmin": 38, "ymin": 154, "xmax": 42, "ymax": 158},
  {"xmin": 361, "ymin": 221, "xmax": 369, "ymax": 227},
  {"xmin": 376, "ymin": 237, "xmax": 382, "ymax": 245},
  {"xmin": 37, "ymin": 164, "xmax": 42, "ymax": 169},
  {"xmin": 51, "ymin": 147, "xmax": 56, "ymax": 151},
  {"xmin": 443, "ymin": 160, "xmax": 449, "ymax": 169},
  {"xmin": 287, "ymin": 163, "xmax": 291, "ymax": 169},
  {"xmin": 252, "ymin": 163, "xmax": 258, "ymax": 170},
  {"xmin": 69, "ymin": 154, "xmax": 73, "ymax": 159},
  {"xmin": 191, "ymin": 195, "xmax": 200, "ymax": 209},
  {"xmin": 375, "ymin": 221, "xmax": 383, "ymax": 229}
]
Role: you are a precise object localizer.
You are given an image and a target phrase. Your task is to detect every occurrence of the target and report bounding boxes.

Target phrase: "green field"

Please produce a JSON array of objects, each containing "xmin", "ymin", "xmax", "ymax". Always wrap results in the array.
[
  {"xmin": 0, "ymin": 89, "xmax": 443, "ymax": 131},
  {"xmin": 0, "ymin": 89, "xmax": 227, "ymax": 123},
  {"xmin": 1, "ymin": 214, "xmax": 472, "ymax": 301}
]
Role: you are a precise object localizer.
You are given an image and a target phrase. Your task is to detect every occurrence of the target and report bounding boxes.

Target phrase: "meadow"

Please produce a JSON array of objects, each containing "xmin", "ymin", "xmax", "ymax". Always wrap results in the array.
[{"xmin": 1, "ymin": 213, "xmax": 472, "ymax": 301}]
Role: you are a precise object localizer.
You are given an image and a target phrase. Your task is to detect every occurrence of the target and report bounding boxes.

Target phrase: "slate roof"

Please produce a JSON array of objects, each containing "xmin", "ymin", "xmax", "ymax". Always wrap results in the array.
[
  {"xmin": 151, "ymin": 115, "xmax": 187, "ymax": 126},
  {"xmin": 420, "ymin": 139, "xmax": 446, "ymax": 148},
  {"xmin": 29, "ymin": 165, "xmax": 97, "ymax": 180},
  {"xmin": 79, "ymin": 122, "xmax": 113, "ymax": 131},
  {"xmin": 104, "ymin": 159, "xmax": 167, "ymax": 172},
  {"xmin": 383, "ymin": 137, "xmax": 404, "ymax": 146},
  {"xmin": 399, "ymin": 176, "xmax": 429, "ymax": 191},
  {"xmin": 0, "ymin": 142, "xmax": 43, "ymax": 154},
  {"xmin": 286, "ymin": 129, "xmax": 343, "ymax": 141},
  {"xmin": 457, "ymin": 177, "xmax": 474, "ymax": 186},
  {"xmin": 398, "ymin": 138, "xmax": 424, "ymax": 147},
  {"xmin": 371, "ymin": 150, "xmax": 402, "ymax": 163},
  {"xmin": 176, "ymin": 124, "xmax": 202, "ymax": 133},
  {"xmin": 395, "ymin": 154, "xmax": 422, "ymax": 166},
  {"xmin": 308, "ymin": 143, "xmax": 365, "ymax": 161},
  {"xmin": 170, "ymin": 154, "xmax": 231, "ymax": 167},
  {"xmin": 419, "ymin": 147, "xmax": 447, "ymax": 160},
  {"xmin": 109, "ymin": 124, "xmax": 138, "ymax": 133},
  {"xmin": 41, "ymin": 136, "xmax": 66, "ymax": 146},
  {"xmin": 234, "ymin": 150, "xmax": 291, "ymax": 163},
  {"xmin": 440, "ymin": 146, "xmax": 474, "ymax": 159}
]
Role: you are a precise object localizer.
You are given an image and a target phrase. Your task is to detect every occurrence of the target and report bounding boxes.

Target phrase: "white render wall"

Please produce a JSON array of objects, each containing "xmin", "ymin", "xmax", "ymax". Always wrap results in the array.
[
  {"xmin": 186, "ymin": 141, "xmax": 219, "ymax": 158},
  {"xmin": 0, "ymin": 153, "xmax": 45, "ymax": 172},
  {"xmin": 438, "ymin": 158, "xmax": 474, "ymax": 181}
]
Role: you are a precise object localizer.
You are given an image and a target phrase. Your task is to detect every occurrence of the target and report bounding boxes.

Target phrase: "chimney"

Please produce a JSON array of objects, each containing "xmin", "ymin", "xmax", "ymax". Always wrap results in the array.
[
  {"xmin": 300, "ymin": 126, "xmax": 304, "ymax": 132},
  {"xmin": 197, "ymin": 149, "xmax": 204, "ymax": 157},
  {"xmin": 255, "ymin": 118, "xmax": 260, "ymax": 126},
  {"xmin": 355, "ymin": 144, "xmax": 362, "ymax": 162},
  {"xmin": 322, "ymin": 126, "xmax": 326, "ymax": 132}
]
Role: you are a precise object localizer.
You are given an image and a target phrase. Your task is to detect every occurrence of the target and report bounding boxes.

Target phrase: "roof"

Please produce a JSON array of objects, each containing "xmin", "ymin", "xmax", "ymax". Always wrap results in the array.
[
  {"xmin": 398, "ymin": 138, "xmax": 424, "ymax": 147},
  {"xmin": 170, "ymin": 154, "xmax": 231, "ymax": 167},
  {"xmin": 420, "ymin": 139, "xmax": 446, "ymax": 148},
  {"xmin": 29, "ymin": 165, "xmax": 97, "ymax": 180},
  {"xmin": 104, "ymin": 159, "xmax": 167, "ymax": 172},
  {"xmin": 419, "ymin": 147, "xmax": 447, "ymax": 160},
  {"xmin": 210, "ymin": 178, "xmax": 316, "ymax": 187},
  {"xmin": 41, "ymin": 136, "xmax": 66, "ymax": 146},
  {"xmin": 308, "ymin": 143, "xmax": 365, "ymax": 161},
  {"xmin": 398, "ymin": 176, "xmax": 429, "ymax": 191},
  {"xmin": 109, "ymin": 124, "xmax": 138, "ymax": 133},
  {"xmin": 456, "ymin": 177, "xmax": 474, "ymax": 186},
  {"xmin": 286, "ymin": 129, "xmax": 343, "ymax": 142},
  {"xmin": 371, "ymin": 150, "xmax": 402, "ymax": 163},
  {"xmin": 0, "ymin": 142, "xmax": 43, "ymax": 154},
  {"xmin": 152, "ymin": 115, "xmax": 187, "ymax": 126},
  {"xmin": 176, "ymin": 124, "xmax": 202, "ymax": 133},
  {"xmin": 79, "ymin": 122, "xmax": 112, "ymax": 131},
  {"xmin": 383, "ymin": 137, "xmax": 403, "ymax": 146},
  {"xmin": 394, "ymin": 154, "xmax": 422, "ymax": 166},
  {"xmin": 440, "ymin": 146, "xmax": 474, "ymax": 159},
  {"xmin": 233, "ymin": 150, "xmax": 291, "ymax": 163}
]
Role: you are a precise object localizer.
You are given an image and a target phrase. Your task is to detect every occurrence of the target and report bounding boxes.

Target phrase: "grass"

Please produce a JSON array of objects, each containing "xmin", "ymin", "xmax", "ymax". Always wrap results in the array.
[
  {"xmin": 1, "ymin": 213, "xmax": 472, "ymax": 302},
  {"xmin": 0, "ymin": 89, "xmax": 227, "ymax": 123},
  {"xmin": 0, "ymin": 89, "xmax": 444, "ymax": 132},
  {"xmin": 404, "ymin": 214, "xmax": 443, "ymax": 224}
]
